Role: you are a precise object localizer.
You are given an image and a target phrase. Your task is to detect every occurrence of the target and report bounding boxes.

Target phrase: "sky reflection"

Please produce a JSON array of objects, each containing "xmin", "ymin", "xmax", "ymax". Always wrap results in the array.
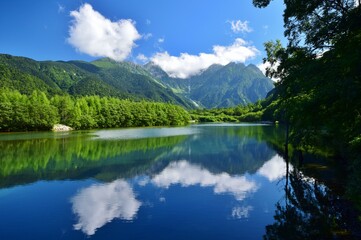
[
  {"xmin": 71, "ymin": 156, "xmax": 290, "ymax": 236},
  {"xmin": 71, "ymin": 179, "xmax": 141, "ymax": 236}
]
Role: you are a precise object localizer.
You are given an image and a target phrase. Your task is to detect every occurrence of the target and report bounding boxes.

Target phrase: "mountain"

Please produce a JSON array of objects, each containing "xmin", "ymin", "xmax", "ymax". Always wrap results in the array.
[
  {"xmin": 0, "ymin": 54, "xmax": 194, "ymax": 108},
  {"xmin": 0, "ymin": 53, "xmax": 274, "ymax": 109},
  {"xmin": 144, "ymin": 62, "xmax": 189, "ymax": 94},
  {"xmin": 145, "ymin": 62, "xmax": 275, "ymax": 108}
]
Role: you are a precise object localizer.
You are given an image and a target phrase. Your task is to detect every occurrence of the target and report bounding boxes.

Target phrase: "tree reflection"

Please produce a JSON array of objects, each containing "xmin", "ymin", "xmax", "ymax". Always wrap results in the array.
[
  {"xmin": 264, "ymin": 167, "xmax": 358, "ymax": 239},
  {"xmin": 0, "ymin": 134, "xmax": 188, "ymax": 188}
]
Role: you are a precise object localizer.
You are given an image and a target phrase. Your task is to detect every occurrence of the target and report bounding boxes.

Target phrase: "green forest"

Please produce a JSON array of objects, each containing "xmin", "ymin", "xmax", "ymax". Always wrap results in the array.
[
  {"xmin": 250, "ymin": 0, "xmax": 360, "ymax": 157},
  {"xmin": 0, "ymin": 89, "xmax": 190, "ymax": 131},
  {"xmin": 190, "ymin": 101, "xmax": 264, "ymax": 122},
  {"xmin": 251, "ymin": 0, "xmax": 361, "ymax": 235}
]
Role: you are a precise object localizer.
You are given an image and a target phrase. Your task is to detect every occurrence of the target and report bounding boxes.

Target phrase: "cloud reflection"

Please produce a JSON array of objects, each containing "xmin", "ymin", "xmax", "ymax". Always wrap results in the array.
[
  {"xmin": 232, "ymin": 205, "xmax": 254, "ymax": 219},
  {"xmin": 257, "ymin": 154, "xmax": 293, "ymax": 181},
  {"xmin": 152, "ymin": 160, "xmax": 258, "ymax": 201},
  {"xmin": 93, "ymin": 127, "xmax": 199, "ymax": 140},
  {"xmin": 71, "ymin": 179, "xmax": 141, "ymax": 236}
]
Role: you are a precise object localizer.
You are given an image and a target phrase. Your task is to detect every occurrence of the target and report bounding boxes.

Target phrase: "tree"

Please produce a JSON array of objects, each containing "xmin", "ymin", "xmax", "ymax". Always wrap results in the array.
[
  {"xmin": 27, "ymin": 90, "xmax": 58, "ymax": 130},
  {"xmin": 51, "ymin": 95, "xmax": 75, "ymax": 126},
  {"xmin": 254, "ymin": 0, "xmax": 361, "ymax": 153}
]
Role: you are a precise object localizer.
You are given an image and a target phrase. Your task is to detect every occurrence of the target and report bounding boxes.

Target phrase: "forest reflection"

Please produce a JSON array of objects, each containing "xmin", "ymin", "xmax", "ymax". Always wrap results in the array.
[
  {"xmin": 0, "ymin": 125, "xmax": 281, "ymax": 188},
  {"xmin": 264, "ymin": 162, "xmax": 361, "ymax": 239}
]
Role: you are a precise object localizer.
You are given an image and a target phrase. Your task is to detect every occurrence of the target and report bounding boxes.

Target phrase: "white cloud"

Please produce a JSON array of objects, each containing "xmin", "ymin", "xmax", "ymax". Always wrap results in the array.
[
  {"xmin": 257, "ymin": 154, "xmax": 292, "ymax": 181},
  {"xmin": 257, "ymin": 61, "xmax": 280, "ymax": 81},
  {"xmin": 143, "ymin": 33, "xmax": 153, "ymax": 40},
  {"xmin": 137, "ymin": 177, "xmax": 149, "ymax": 186},
  {"xmin": 256, "ymin": 62, "xmax": 269, "ymax": 76},
  {"xmin": 136, "ymin": 53, "xmax": 149, "ymax": 63},
  {"xmin": 229, "ymin": 20, "xmax": 252, "ymax": 34},
  {"xmin": 68, "ymin": 3, "xmax": 141, "ymax": 61},
  {"xmin": 158, "ymin": 37, "xmax": 165, "ymax": 43},
  {"xmin": 151, "ymin": 38, "xmax": 259, "ymax": 78},
  {"xmin": 152, "ymin": 160, "xmax": 258, "ymax": 201},
  {"xmin": 71, "ymin": 179, "xmax": 141, "ymax": 236},
  {"xmin": 58, "ymin": 3, "xmax": 65, "ymax": 13}
]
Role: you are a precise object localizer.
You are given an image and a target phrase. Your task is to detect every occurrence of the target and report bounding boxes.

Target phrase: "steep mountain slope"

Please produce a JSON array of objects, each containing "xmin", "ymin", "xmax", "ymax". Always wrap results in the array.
[
  {"xmin": 145, "ymin": 61, "xmax": 275, "ymax": 108},
  {"xmin": 191, "ymin": 63, "xmax": 274, "ymax": 108},
  {"xmin": 0, "ymin": 54, "xmax": 194, "ymax": 108},
  {"xmin": 144, "ymin": 62, "xmax": 189, "ymax": 94}
]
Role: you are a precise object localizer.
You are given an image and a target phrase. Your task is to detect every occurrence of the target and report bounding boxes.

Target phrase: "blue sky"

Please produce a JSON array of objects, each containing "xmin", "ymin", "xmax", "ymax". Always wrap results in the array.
[{"xmin": 0, "ymin": 0, "xmax": 285, "ymax": 78}]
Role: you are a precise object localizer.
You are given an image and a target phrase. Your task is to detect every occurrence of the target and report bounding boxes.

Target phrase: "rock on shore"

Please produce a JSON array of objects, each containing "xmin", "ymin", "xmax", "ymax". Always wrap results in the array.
[{"xmin": 52, "ymin": 124, "xmax": 73, "ymax": 132}]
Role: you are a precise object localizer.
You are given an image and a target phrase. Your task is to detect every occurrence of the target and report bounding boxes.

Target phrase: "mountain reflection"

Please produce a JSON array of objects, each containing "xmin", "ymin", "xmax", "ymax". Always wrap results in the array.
[
  {"xmin": 152, "ymin": 160, "xmax": 258, "ymax": 201},
  {"xmin": 71, "ymin": 179, "xmax": 141, "ymax": 236}
]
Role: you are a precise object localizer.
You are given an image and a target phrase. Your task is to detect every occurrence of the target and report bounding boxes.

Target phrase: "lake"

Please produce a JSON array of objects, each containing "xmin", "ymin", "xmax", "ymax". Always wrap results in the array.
[{"xmin": 0, "ymin": 124, "xmax": 352, "ymax": 239}]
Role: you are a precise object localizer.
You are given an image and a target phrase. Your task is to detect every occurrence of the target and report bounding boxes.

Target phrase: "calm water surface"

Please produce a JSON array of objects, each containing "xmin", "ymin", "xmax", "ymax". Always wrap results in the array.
[{"xmin": 0, "ymin": 124, "xmax": 337, "ymax": 239}]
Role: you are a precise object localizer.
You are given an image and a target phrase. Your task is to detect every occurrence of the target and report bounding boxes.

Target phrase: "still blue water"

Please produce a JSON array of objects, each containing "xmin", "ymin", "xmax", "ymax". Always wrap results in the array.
[{"xmin": 0, "ymin": 124, "xmax": 291, "ymax": 239}]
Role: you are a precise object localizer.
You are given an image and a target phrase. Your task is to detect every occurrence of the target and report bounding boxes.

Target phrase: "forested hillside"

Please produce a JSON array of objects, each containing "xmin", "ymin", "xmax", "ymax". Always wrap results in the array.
[{"xmin": 0, "ymin": 54, "xmax": 194, "ymax": 108}]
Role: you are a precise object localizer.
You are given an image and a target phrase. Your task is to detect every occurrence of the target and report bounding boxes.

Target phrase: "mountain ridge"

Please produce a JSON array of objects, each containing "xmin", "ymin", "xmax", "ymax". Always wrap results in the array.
[
  {"xmin": 145, "ymin": 61, "xmax": 274, "ymax": 108},
  {"xmin": 0, "ymin": 53, "xmax": 274, "ymax": 109}
]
